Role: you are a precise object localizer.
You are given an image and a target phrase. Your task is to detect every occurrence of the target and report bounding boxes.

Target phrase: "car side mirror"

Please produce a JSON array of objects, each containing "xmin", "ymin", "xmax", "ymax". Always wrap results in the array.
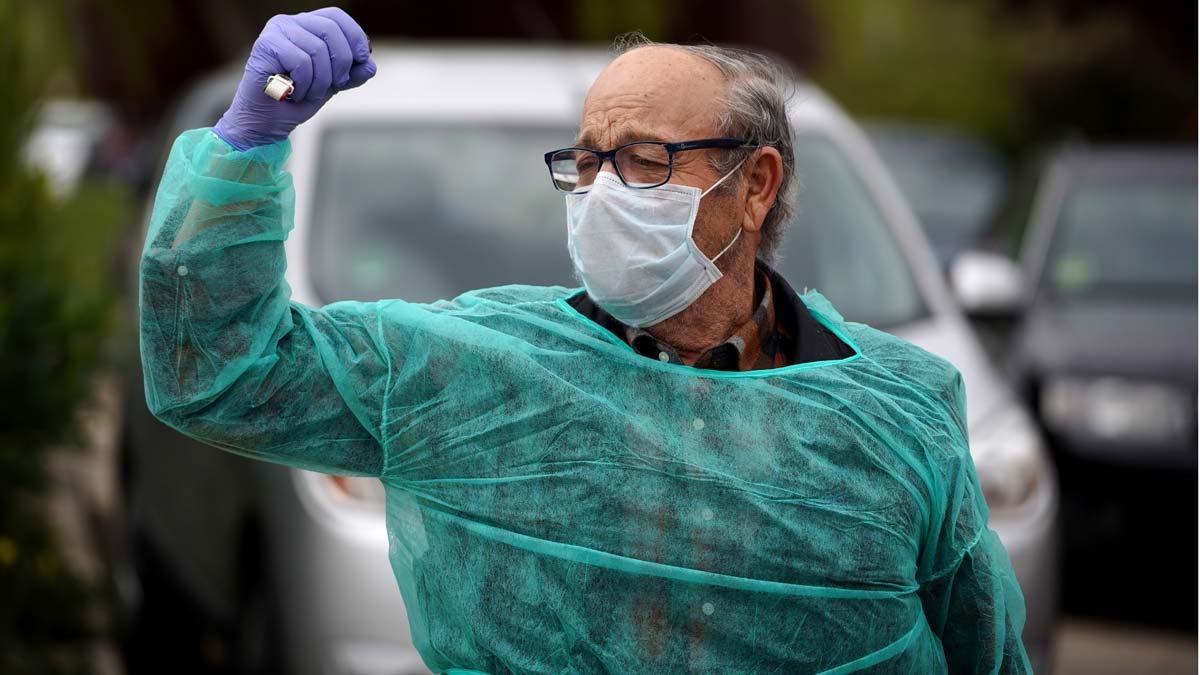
[{"xmin": 950, "ymin": 250, "xmax": 1024, "ymax": 317}]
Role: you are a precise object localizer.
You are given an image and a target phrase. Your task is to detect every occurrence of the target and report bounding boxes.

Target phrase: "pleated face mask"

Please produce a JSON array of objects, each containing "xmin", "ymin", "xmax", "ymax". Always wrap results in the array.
[{"xmin": 565, "ymin": 162, "xmax": 745, "ymax": 328}]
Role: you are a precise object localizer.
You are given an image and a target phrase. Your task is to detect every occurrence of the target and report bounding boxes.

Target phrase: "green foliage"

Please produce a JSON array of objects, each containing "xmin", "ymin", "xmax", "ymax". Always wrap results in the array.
[
  {"xmin": 809, "ymin": 0, "xmax": 1195, "ymax": 150},
  {"xmin": 572, "ymin": 0, "xmax": 674, "ymax": 43},
  {"xmin": 809, "ymin": 0, "xmax": 1025, "ymax": 148},
  {"xmin": 0, "ymin": 0, "xmax": 57, "ymax": 171},
  {"xmin": 0, "ymin": 177, "xmax": 127, "ymax": 459},
  {"xmin": 1006, "ymin": 7, "xmax": 1196, "ymax": 142},
  {"xmin": 0, "ymin": 0, "xmax": 130, "ymax": 672}
]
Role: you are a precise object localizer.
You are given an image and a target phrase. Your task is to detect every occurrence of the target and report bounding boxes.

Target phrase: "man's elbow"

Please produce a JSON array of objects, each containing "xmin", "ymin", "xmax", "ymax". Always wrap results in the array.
[
  {"xmin": 142, "ymin": 373, "xmax": 241, "ymax": 453},
  {"xmin": 138, "ymin": 340, "xmax": 222, "ymax": 433},
  {"xmin": 142, "ymin": 369, "xmax": 198, "ymax": 432}
]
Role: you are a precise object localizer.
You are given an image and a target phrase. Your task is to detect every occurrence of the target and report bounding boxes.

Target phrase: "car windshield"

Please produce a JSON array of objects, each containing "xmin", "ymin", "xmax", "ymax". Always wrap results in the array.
[
  {"xmin": 308, "ymin": 125, "xmax": 925, "ymax": 328},
  {"xmin": 1046, "ymin": 175, "xmax": 1197, "ymax": 297},
  {"xmin": 867, "ymin": 128, "xmax": 1007, "ymax": 247}
]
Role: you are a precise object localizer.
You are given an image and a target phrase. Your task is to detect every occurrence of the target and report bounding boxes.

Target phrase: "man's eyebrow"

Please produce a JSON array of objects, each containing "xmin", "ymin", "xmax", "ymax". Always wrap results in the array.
[{"xmin": 573, "ymin": 128, "xmax": 669, "ymax": 149}]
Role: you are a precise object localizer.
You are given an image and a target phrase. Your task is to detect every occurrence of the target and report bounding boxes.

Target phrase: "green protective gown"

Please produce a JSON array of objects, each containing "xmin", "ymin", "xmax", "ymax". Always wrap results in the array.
[{"xmin": 140, "ymin": 128, "xmax": 1031, "ymax": 674}]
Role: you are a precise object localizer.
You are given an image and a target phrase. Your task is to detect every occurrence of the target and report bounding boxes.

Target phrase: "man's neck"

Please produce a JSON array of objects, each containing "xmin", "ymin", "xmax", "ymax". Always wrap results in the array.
[{"xmin": 641, "ymin": 251, "xmax": 758, "ymax": 364}]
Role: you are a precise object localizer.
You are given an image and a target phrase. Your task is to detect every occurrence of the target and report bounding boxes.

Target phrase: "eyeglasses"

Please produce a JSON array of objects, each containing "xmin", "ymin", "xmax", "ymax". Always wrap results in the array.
[{"xmin": 543, "ymin": 138, "xmax": 755, "ymax": 193}]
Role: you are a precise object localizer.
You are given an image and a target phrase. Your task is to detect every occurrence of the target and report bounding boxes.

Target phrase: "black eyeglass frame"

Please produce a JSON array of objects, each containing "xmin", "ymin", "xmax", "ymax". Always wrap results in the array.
[{"xmin": 543, "ymin": 137, "xmax": 756, "ymax": 193}]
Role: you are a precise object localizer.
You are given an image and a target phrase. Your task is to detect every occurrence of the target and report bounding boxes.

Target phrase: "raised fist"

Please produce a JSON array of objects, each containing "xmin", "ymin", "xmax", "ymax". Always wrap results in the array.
[{"xmin": 212, "ymin": 7, "xmax": 377, "ymax": 150}]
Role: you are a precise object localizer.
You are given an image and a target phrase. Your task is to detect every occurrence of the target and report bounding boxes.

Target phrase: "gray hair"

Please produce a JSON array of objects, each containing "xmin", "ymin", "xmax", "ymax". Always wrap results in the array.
[{"xmin": 612, "ymin": 33, "xmax": 797, "ymax": 263}]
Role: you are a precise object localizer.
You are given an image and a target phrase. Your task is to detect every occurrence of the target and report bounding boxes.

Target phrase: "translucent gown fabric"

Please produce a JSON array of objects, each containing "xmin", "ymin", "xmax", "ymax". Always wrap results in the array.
[{"xmin": 140, "ymin": 129, "xmax": 1031, "ymax": 674}]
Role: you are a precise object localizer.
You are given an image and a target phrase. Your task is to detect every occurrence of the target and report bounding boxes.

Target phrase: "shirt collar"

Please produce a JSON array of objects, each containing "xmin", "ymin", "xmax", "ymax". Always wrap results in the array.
[
  {"xmin": 566, "ymin": 259, "xmax": 855, "ymax": 371},
  {"xmin": 621, "ymin": 268, "xmax": 776, "ymax": 371}
]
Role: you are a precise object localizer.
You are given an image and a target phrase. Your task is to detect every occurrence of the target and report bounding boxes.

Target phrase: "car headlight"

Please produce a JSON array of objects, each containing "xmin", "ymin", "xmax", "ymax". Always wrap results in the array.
[
  {"xmin": 325, "ymin": 475, "xmax": 387, "ymax": 509},
  {"xmin": 290, "ymin": 470, "xmax": 388, "ymax": 545},
  {"xmin": 1040, "ymin": 375, "xmax": 1191, "ymax": 445},
  {"xmin": 970, "ymin": 405, "xmax": 1046, "ymax": 513}
]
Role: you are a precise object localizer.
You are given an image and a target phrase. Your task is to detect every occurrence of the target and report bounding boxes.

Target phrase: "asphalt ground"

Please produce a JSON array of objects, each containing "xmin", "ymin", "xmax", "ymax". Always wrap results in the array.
[{"xmin": 1051, "ymin": 618, "xmax": 1197, "ymax": 675}]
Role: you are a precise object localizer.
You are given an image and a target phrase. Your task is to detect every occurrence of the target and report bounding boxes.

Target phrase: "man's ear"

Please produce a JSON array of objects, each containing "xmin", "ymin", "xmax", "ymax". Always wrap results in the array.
[{"xmin": 742, "ymin": 147, "xmax": 784, "ymax": 233}]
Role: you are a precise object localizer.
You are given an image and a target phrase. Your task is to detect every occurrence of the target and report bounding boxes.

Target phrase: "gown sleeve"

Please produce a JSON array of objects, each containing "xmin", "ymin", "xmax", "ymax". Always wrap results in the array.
[
  {"xmin": 139, "ymin": 128, "xmax": 389, "ymax": 476},
  {"xmin": 917, "ymin": 371, "xmax": 1033, "ymax": 674}
]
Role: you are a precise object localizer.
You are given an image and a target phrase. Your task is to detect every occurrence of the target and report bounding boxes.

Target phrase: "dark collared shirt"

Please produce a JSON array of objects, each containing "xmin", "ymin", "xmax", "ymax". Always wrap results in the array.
[{"xmin": 568, "ymin": 260, "xmax": 855, "ymax": 371}]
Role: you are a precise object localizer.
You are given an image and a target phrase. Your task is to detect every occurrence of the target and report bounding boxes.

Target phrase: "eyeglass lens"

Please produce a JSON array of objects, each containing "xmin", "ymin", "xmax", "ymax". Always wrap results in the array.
[{"xmin": 549, "ymin": 143, "xmax": 672, "ymax": 192}]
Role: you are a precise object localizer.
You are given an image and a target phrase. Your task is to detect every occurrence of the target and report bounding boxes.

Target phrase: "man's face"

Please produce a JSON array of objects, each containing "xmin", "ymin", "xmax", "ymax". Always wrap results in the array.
[{"xmin": 577, "ymin": 47, "xmax": 749, "ymax": 264}]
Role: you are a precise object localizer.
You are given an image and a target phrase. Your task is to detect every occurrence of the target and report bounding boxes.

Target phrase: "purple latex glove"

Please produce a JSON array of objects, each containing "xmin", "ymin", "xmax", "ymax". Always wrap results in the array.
[{"xmin": 212, "ymin": 7, "xmax": 377, "ymax": 151}]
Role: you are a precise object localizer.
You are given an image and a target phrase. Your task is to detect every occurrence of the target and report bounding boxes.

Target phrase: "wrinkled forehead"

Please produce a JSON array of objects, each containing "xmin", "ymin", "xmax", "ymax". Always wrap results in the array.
[{"xmin": 577, "ymin": 46, "xmax": 728, "ymax": 148}]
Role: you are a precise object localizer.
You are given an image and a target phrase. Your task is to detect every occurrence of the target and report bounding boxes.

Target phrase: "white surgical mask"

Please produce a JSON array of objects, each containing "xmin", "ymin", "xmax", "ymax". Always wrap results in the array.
[{"xmin": 565, "ymin": 161, "xmax": 745, "ymax": 328}]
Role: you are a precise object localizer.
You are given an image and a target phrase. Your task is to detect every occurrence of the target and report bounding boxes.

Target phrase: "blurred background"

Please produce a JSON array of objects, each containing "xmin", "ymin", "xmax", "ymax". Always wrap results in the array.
[{"xmin": 1, "ymin": 0, "xmax": 1195, "ymax": 673}]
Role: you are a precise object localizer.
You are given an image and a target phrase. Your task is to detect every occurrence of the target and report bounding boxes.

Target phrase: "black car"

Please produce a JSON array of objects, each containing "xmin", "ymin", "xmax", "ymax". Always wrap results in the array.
[{"xmin": 951, "ymin": 144, "xmax": 1197, "ymax": 625}]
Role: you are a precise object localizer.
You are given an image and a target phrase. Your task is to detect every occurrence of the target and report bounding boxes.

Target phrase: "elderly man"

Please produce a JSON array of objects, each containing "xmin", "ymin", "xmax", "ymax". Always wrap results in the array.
[{"xmin": 140, "ymin": 7, "xmax": 1030, "ymax": 674}]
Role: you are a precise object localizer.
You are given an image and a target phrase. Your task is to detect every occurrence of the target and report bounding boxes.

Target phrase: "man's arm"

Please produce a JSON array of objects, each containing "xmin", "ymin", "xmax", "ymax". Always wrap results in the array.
[
  {"xmin": 140, "ymin": 128, "xmax": 387, "ymax": 475},
  {"xmin": 917, "ymin": 371, "xmax": 1032, "ymax": 674},
  {"xmin": 139, "ymin": 9, "xmax": 394, "ymax": 475}
]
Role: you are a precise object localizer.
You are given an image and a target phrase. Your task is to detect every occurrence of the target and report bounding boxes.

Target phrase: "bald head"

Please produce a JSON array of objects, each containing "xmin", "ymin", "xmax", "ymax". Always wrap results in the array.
[{"xmin": 578, "ymin": 46, "xmax": 727, "ymax": 154}]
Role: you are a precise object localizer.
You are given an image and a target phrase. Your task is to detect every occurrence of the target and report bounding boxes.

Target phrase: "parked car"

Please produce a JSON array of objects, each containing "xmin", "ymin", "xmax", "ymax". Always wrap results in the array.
[
  {"xmin": 865, "ymin": 122, "xmax": 1009, "ymax": 273},
  {"xmin": 118, "ymin": 45, "xmax": 1060, "ymax": 674},
  {"xmin": 949, "ymin": 144, "xmax": 1196, "ymax": 625}
]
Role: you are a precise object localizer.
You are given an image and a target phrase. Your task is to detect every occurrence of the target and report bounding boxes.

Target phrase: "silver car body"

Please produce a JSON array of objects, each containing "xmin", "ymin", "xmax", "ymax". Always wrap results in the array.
[{"xmin": 124, "ymin": 45, "xmax": 1058, "ymax": 674}]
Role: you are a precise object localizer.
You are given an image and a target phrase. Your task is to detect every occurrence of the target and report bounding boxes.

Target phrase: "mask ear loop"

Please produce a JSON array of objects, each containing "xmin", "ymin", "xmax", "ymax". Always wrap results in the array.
[
  {"xmin": 711, "ymin": 226, "xmax": 742, "ymax": 263},
  {"xmin": 700, "ymin": 156, "xmax": 749, "ymax": 264},
  {"xmin": 700, "ymin": 157, "xmax": 748, "ymax": 198}
]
